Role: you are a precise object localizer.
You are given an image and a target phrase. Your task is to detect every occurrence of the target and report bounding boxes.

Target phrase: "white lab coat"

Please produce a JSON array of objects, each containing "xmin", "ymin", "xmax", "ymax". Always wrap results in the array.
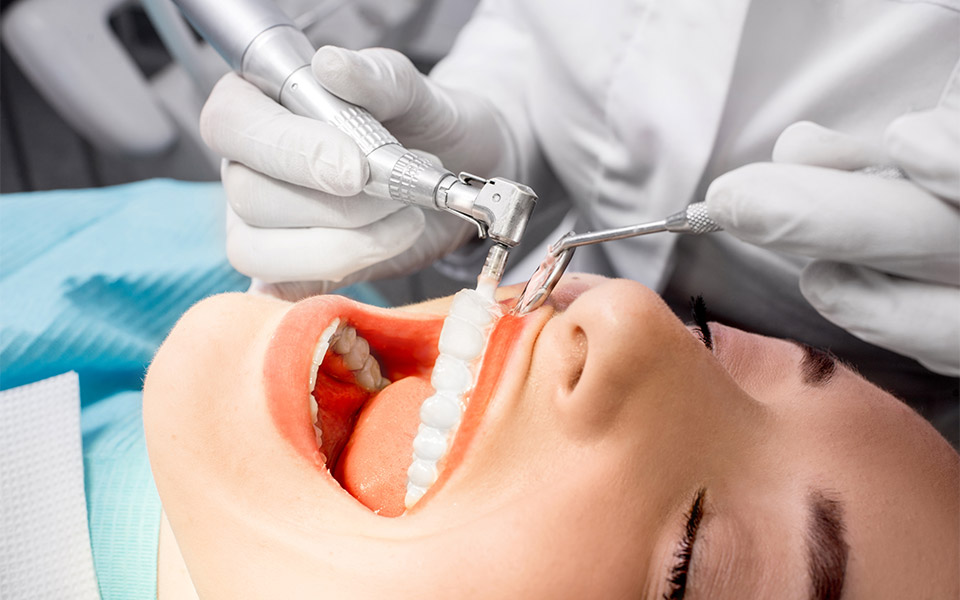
[{"xmin": 431, "ymin": 0, "xmax": 960, "ymax": 403}]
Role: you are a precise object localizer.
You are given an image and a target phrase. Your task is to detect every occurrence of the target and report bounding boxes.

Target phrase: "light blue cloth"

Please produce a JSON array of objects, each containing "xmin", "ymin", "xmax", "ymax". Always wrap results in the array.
[{"xmin": 0, "ymin": 179, "xmax": 387, "ymax": 598}]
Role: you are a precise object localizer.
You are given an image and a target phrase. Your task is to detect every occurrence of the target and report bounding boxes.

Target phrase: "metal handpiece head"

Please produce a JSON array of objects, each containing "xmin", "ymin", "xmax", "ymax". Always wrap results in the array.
[
  {"xmin": 441, "ymin": 173, "xmax": 539, "ymax": 291},
  {"xmin": 441, "ymin": 173, "xmax": 538, "ymax": 249},
  {"xmin": 473, "ymin": 178, "xmax": 538, "ymax": 248}
]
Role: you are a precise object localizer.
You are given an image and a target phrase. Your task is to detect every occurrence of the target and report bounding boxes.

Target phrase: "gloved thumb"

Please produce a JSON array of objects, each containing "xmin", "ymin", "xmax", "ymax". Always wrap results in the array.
[{"xmin": 771, "ymin": 121, "xmax": 888, "ymax": 169}]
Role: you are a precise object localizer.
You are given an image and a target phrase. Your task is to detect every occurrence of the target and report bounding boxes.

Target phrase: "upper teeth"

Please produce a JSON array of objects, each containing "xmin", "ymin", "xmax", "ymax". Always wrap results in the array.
[
  {"xmin": 308, "ymin": 319, "xmax": 391, "ymax": 455},
  {"xmin": 405, "ymin": 288, "xmax": 500, "ymax": 508},
  {"xmin": 309, "ymin": 319, "xmax": 342, "ymax": 392}
]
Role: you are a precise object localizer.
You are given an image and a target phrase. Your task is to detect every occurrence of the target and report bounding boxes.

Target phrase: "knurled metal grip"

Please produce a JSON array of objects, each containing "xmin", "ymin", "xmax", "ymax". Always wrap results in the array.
[
  {"xmin": 388, "ymin": 152, "xmax": 434, "ymax": 205},
  {"xmin": 330, "ymin": 106, "xmax": 398, "ymax": 155},
  {"xmin": 683, "ymin": 202, "xmax": 723, "ymax": 234}
]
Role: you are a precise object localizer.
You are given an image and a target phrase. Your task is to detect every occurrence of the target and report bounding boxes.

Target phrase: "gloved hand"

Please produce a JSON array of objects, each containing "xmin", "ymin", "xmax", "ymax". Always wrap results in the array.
[
  {"xmin": 199, "ymin": 46, "xmax": 519, "ymax": 300},
  {"xmin": 706, "ymin": 119, "xmax": 960, "ymax": 376}
]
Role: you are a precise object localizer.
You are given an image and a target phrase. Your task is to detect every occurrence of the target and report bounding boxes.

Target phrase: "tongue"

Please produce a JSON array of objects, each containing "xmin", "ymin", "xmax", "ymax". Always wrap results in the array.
[{"xmin": 334, "ymin": 376, "xmax": 434, "ymax": 517}]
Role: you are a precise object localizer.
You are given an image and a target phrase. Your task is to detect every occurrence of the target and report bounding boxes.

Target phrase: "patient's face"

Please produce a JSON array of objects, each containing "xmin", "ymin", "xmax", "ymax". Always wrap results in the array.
[{"xmin": 144, "ymin": 275, "xmax": 958, "ymax": 599}]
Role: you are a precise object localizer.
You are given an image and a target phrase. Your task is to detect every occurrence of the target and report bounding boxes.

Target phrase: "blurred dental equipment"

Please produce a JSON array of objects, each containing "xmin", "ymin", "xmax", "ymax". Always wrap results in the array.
[
  {"xmin": 514, "ymin": 203, "xmax": 722, "ymax": 315},
  {"xmin": 1, "ymin": 0, "xmax": 472, "ymax": 187},
  {"xmin": 172, "ymin": 0, "xmax": 537, "ymax": 291}
]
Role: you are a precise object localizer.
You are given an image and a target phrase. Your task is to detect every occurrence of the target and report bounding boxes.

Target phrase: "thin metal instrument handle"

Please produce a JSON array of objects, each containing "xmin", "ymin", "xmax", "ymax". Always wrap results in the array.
[
  {"xmin": 549, "ymin": 201, "xmax": 724, "ymax": 255},
  {"xmin": 552, "ymin": 220, "xmax": 669, "ymax": 254}
]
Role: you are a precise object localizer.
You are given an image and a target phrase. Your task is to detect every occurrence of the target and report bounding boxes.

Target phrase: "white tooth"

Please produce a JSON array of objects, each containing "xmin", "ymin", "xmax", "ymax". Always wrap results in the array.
[
  {"xmin": 366, "ymin": 354, "xmax": 382, "ymax": 380},
  {"xmin": 407, "ymin": 458, "xmax": 438, "ymax": 488},
  {"xmin": 333, "ymin": 325, "xmax": 356, "ymax": 355},
  {"xmin": 430, "ymin": 353, "xmax": 473, "ymax": 395},
  {"xmin": 413, "ymin": 426, "xmax": 448, "ymax": 461},
  {"xmin": 449, "ymin": 289, "xmax": 496, "ymax": 327},
  {"xmin": 309, "ymin": 319, "xmax": 340, "ymax": 391},
  {"xmin": 419, "ymin": 393, "xmax": 461, "ymax": 430},
  {"xmin": 406, "ymin": 285, "xmax": 502, "ymax": 509},
  {"xmin": 342, "ymin": 336, "xmax": 369, "ymax": 370},
  {"xmin": 354, "ymin": 355, "xmax": 381, "ymax": 391},
  {"xmin": 438, "ymin": 316, "xmax": 484, "ymax": 361},
  {"xmin": 313, "ymin": 423, "xmax": 323, "ymax": 448},
  {"xmin": 378, "ymin": 376, "xmax": 391, "ymax": 390},
  {"xmin": 405, "ymin": 484, "xmax": 426, "ymax": 509}
]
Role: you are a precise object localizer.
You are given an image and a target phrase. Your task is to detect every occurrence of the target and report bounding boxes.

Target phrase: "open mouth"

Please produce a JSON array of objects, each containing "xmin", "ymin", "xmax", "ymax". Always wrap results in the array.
[{"xmin": 264, "ymin": 295, "xmax": 446, "ymax": 517}]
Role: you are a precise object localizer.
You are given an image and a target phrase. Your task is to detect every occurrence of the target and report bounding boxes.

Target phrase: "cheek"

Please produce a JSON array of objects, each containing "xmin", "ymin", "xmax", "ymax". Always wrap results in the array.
[
  {"xmin": 144, "ymin": 295, "xmax": 288, "ymax": 501},
  {"xmin": 460, "ymin": 457, "xmax": 653, "ymax": 598}
]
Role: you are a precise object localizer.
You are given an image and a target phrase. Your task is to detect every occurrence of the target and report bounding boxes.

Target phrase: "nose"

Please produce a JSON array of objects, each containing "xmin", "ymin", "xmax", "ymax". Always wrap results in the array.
[
  {"xmin": 545, "ymin": 278, "xmax": 763, "ymax": 441},
  {"xmin": 543, "ymin": 278, "xmax": 699, "ymax": 434}
]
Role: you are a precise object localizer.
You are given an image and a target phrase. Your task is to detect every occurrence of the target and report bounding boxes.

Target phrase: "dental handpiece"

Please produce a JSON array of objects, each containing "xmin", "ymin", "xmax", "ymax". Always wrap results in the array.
[{"xmin": 172, "ymin": 0, "xmax": 537, "ymax": 285}]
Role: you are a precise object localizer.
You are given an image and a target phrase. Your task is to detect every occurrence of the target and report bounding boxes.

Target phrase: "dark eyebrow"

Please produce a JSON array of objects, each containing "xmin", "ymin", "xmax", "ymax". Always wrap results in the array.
[
  {"xmin": 797, "ymin": 343, "xmax": 838, "ymax": 386},
  {"xmin": 806, "ymin": 490, "xmax": 849, "ymax": 600}
]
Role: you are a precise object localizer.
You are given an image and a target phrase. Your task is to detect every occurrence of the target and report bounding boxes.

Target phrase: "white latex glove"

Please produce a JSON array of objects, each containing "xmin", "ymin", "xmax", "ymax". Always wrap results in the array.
[
  {"xmin": 199, "ymin": 46, "xmax": 517, "ymax": 299},
  {"xmin": 706, "ymin": 120, "xmax": 960, "ymax": 376}
]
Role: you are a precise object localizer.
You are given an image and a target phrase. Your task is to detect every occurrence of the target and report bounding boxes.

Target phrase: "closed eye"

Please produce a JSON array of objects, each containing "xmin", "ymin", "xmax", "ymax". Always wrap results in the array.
[
  {"xmin": 690, "ymin": 296, "xmax": 712, "ymax": 351},
  {"xmin": 664, "ymin": 488, "xmax": 707, "ymax": 599}
]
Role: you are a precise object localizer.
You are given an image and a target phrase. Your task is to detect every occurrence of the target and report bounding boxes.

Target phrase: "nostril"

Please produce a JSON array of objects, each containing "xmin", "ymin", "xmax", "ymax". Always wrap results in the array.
[{"xmin": 566, "ymin": 326, "xmax": 587, "ymax": 391}]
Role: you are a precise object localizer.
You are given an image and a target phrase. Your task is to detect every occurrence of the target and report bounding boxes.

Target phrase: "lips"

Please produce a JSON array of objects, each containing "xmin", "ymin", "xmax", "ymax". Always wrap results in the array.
[
  {"xmin": 263, "ymin": 294, "xmax": 530, "ymax": 517},
  {"xmin": 260, "ymin": 274, "xmax": 598, "ymax": 518}
]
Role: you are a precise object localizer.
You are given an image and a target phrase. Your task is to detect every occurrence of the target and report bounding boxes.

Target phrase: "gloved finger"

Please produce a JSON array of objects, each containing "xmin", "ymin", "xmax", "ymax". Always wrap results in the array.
[
  {"xmin": 706, "ymin": 162, "xmax": 960, "ymax": 285},
  {"xmin": 312, "ymin": 46, "xmax": 456, "ymax": 138},
  {"xmin": 222, "ymin": 160, "xmax": 404, "ymax": 228},
  {"xmin": 311, "ymin": 46, "xmax": 501, "ymax": 169},
  {"xmin": 772, "ymin": 121, "xmax": 888, "ymax": 169},
  {"xmin": 800, "ymin": 261, "xmax": 960, "ymax": 376},
  {"xmin": 225, "ymin": 203, "xmax": 425, "ymax": 284},
  {"xmin": 200, "ymin": 73, "xmax": 368, "ymax": 196},
  {"xmin": 244, "ymin": 212, "xmax": 473, "ymax": 301},
  {"xmin": 886, "ymin": 107, "xmax": 960, "ymax": 204}
]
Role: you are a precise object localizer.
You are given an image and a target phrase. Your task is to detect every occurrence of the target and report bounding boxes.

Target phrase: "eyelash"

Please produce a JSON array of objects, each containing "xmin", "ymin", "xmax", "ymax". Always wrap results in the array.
[
  {"xmin": 664, "ymin": 488, "xmax": 706, "ymax": 600},
  {"xmin": 690, "ymin": 295, "xmax": 713, "ymax": 350}
]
